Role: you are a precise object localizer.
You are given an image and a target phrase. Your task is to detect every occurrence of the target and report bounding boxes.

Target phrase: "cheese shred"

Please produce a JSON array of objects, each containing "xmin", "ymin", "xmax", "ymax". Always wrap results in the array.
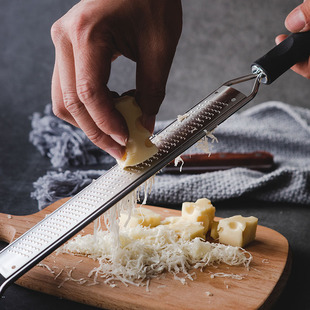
[
  {"xmin": 196, "ymin": 130, "xmax": 218, "ymax": 156},
  {"xmin": 94, "ymin": 175, "xmax": 156, "ymax": 247},
  {"xmin": 174, "ymin": 155, "xmax": 185, "ymax": 172}
]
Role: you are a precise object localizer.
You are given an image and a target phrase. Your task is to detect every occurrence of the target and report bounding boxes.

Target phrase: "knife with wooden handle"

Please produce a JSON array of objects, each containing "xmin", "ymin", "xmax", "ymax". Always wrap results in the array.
[{"xmin": 165, "ymin": 151, "xmax": 274, "ymax": 173}]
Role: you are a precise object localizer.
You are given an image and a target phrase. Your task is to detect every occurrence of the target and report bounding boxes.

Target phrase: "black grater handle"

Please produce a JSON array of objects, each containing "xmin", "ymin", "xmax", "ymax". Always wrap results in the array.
[{"xmin": 252, "ymin": 31, "xmax": 310, "ymax": 84}]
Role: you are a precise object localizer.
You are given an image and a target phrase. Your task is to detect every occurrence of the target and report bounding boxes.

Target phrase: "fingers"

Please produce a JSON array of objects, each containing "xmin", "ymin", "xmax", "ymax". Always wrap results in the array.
[
  {"xmin": 275, "ymin": 34, "xmax": 310, "ymax": 79},
  {"xmin": 72, "ymin": 40, "xmax": 128, "ymax": 144},
  {"xmin": 275, "ymin": 1, "xmax": 310, "ymax": 79},
  {"xmin": 277, "ymin": 0, "xmax": 310, "ymax": 79},
  {"xmin": 285, "ymin": 0, "xmax": 310, "ymax": 32},
  {"xmin": 52, "ymin": 56, "xmax": 80, "ymax": 128},
  {"xmin": 135, "ymin": 35, "xmax": 181, "ymax": 134},
  {"xmin": 50, "ymin": 0, "xmax": 182, "ymax": 156},
  {"xmin": 134, "ymin": 1, "xmax": 182, "ymax": 134},
  {"xmin": 135, "ymin": 47, "xmax": 165, "ymax": 133},
  {"xmin": 51, "ymin": 21, "xmax": 127, "ymax": 159}
]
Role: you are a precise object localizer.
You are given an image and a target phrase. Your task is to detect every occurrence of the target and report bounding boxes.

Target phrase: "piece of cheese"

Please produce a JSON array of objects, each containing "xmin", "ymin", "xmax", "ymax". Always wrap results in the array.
[
  {"xmin": 210, "ymin": 220, "xmax": 219, "ymax": 240},
  {"xmin": 119, "ymin": 207, "xmax": 161, "ymax": 228},
  {"xmin": 114, "ymin": 96, "xmax": 158, "ymax": 168},
  {"xmin": 161, "ymin": 216, "xmax": 205, "ymax": 240},
  {"xmin": 181, "ymin": 198, "xmax": 215, "ymax": 233},
  {"xmin": 188, "ymin": 238, "xmax": 213, "ymax": 260},
  {"xmin": 217, "ymin": 215, "xmax": 258, "ymax": 247}
]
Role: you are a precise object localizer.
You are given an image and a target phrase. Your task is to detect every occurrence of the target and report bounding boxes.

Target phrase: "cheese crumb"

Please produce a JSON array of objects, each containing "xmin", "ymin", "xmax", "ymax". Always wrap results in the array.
[
  {"xmin": 177, "ymin": 113, "xmax": 189, "ymax": 122},
  {"xmin": 210, "ymin": 272, "xmax": 246, "ymax": 280}
]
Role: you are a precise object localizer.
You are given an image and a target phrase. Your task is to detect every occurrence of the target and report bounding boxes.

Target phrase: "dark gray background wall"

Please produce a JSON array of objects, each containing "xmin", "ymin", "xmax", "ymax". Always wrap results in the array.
[{"xmin": 0, "ymin": 0, "xmax": 309, "ymax": 126}]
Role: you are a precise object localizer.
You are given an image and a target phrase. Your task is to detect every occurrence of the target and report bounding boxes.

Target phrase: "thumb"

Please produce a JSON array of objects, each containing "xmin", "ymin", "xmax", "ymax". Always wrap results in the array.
[{"xmin": 285, "ymin": 1, "xmax": 310, "ymax": 32}]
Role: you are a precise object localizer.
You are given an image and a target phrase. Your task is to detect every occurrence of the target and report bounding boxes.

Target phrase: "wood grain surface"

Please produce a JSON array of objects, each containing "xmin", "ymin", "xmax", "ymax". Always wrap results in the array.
[{"xmin": 0, "ymin": 198, "xmax": 291, "ymax": 310}]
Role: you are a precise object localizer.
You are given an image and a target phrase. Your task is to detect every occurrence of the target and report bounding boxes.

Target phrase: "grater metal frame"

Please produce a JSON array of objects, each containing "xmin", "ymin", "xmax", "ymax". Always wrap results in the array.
[{"xmin": 0, "ymin": 73, "xmax": 261, "ymax": 295}]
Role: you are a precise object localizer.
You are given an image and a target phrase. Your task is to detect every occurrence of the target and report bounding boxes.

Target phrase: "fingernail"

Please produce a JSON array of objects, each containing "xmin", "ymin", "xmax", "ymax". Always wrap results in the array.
[
  {"xmin": 286, "ymin": 8, "xmax": 306, "ymax": 31},
  {"xmin": 275, "ymin": 34, "xmax": 287, "ymax": 45},
  {"xmin": 107, "ymin": 147, "xmax": 124, "ymax": 160},
  {"xmin": 142, "ymin": 114, "xmax": 156, "ymax": 133},
  {"xmin": 110, "ymin": 134, "xmax": 127, "ymax": 146}
]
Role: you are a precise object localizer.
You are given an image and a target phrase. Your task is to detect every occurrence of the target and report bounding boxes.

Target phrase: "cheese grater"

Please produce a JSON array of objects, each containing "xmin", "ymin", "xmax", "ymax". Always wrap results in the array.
[{"xmin": 1, "ymin": 31, "xmax": 310, "ymax": 295}]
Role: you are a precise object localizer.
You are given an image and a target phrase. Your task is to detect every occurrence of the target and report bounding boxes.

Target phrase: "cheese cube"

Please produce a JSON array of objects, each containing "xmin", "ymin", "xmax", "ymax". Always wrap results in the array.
[
  {"xmin": 161, "ymin": 216, "xmax": 205, "ymax": 240},
  {"xmin": 182, "ymin": 198, "xmax": 215, "ymax": 233},
  {"xmin": 218, "ymin": 215, "xmax": 258, "ymax": 247},
  {"xmin": 119, "ymin": 207, "xmax": 161, "ymax": 228},
  {"xmin": 114, "ymin": 96, "xmax": 158, "ymax": 168},
  {"xmin": 210, "ymin": 220, "xmax": 219, "ymax": 240}
]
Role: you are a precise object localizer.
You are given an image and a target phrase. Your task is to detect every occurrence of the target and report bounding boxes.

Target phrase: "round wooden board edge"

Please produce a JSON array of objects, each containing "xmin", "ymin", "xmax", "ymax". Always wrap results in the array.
[
  {"xmin": 40, "ymin": 198, "xmax": 292, "ymax": 309},
  {"xmin": 258, "ymin": 246, "xmax": 292, "ymax": 310}
]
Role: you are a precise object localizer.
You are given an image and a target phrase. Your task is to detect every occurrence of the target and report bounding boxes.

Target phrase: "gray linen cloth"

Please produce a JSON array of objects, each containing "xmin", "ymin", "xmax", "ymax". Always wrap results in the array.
[{"xmin": 30, "ymin": 101, "xmax": 310, "ymax": 209}]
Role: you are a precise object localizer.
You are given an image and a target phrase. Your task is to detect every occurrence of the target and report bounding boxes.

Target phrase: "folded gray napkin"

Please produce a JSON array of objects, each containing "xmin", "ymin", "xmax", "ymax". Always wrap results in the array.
[{"xmin": 30, "ymin": 101, "xmax": 310, "ymax": 209}]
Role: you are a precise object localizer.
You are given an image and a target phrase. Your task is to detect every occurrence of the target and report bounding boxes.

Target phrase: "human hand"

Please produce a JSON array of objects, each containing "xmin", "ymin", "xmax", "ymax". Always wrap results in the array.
[
  {"xmin": 51, "ymin": 0, "xmax": 182, "ymax": 159},
  {"xmin": 276, "ymin": 0, "xmax": 310, "ymax": 79}
]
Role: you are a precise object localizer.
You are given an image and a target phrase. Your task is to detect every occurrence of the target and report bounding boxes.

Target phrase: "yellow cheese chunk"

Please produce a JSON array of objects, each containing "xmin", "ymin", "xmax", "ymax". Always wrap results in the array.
[
  {"xmin": 119, "ymin": 207, "xmax": 161, "ymax": 228},
  {"xmin": 218, "ymin": 215, "xmax": 258, "ymax": 247},
  {"xmin": 114, "ymin": 96, "xmax": 158, "ymax": 168},
  {"xmin": 210, "ymin": 220, "xmax": 219, "ymax": 240},
  {"xmin": 161, "ymin": 216, "xmax": 205, "ymax": 240},
  {"xmin": 181, "ymin": 198, "xmax": 215, "ymax": 233}
]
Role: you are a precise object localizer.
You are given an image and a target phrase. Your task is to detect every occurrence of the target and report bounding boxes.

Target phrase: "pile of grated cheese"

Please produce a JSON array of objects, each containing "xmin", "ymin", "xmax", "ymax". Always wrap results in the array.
[
  {"xmin": 58, "ymin": 201, "xmax": 252, "ymax": 288},
  {"xmin": 60, "ymin": 225, "xmax": 252, "ymax": 287}
]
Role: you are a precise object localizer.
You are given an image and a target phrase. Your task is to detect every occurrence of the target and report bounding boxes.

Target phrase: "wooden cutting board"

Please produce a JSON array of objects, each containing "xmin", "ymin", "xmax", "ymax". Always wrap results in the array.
[{"xmin": 0, "ymin": 198, "xmax": 290, "ymax": 310}]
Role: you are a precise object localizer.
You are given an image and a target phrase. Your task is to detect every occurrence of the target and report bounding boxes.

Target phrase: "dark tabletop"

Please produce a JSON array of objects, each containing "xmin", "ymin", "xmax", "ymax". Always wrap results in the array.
[{"xmin": 1, "ymin": 0, "xmax": 310, "ymax": 309}]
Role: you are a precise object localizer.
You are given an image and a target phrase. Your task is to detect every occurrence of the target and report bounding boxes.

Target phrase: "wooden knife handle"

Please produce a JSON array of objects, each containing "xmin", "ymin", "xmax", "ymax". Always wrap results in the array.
[
  {"xmin": 0, "ymin": 213, "xmax": 18, "ymax": 244},
  {"xmin": 165, "ymin": 151, "xmax": 274, "ymax": 173}
]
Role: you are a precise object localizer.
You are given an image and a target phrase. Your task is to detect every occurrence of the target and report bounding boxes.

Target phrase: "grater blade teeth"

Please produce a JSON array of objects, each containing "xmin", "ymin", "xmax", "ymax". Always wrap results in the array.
[{"xmin": 0, "ymin": 74, "xmax": 259, "ymax": 295}]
